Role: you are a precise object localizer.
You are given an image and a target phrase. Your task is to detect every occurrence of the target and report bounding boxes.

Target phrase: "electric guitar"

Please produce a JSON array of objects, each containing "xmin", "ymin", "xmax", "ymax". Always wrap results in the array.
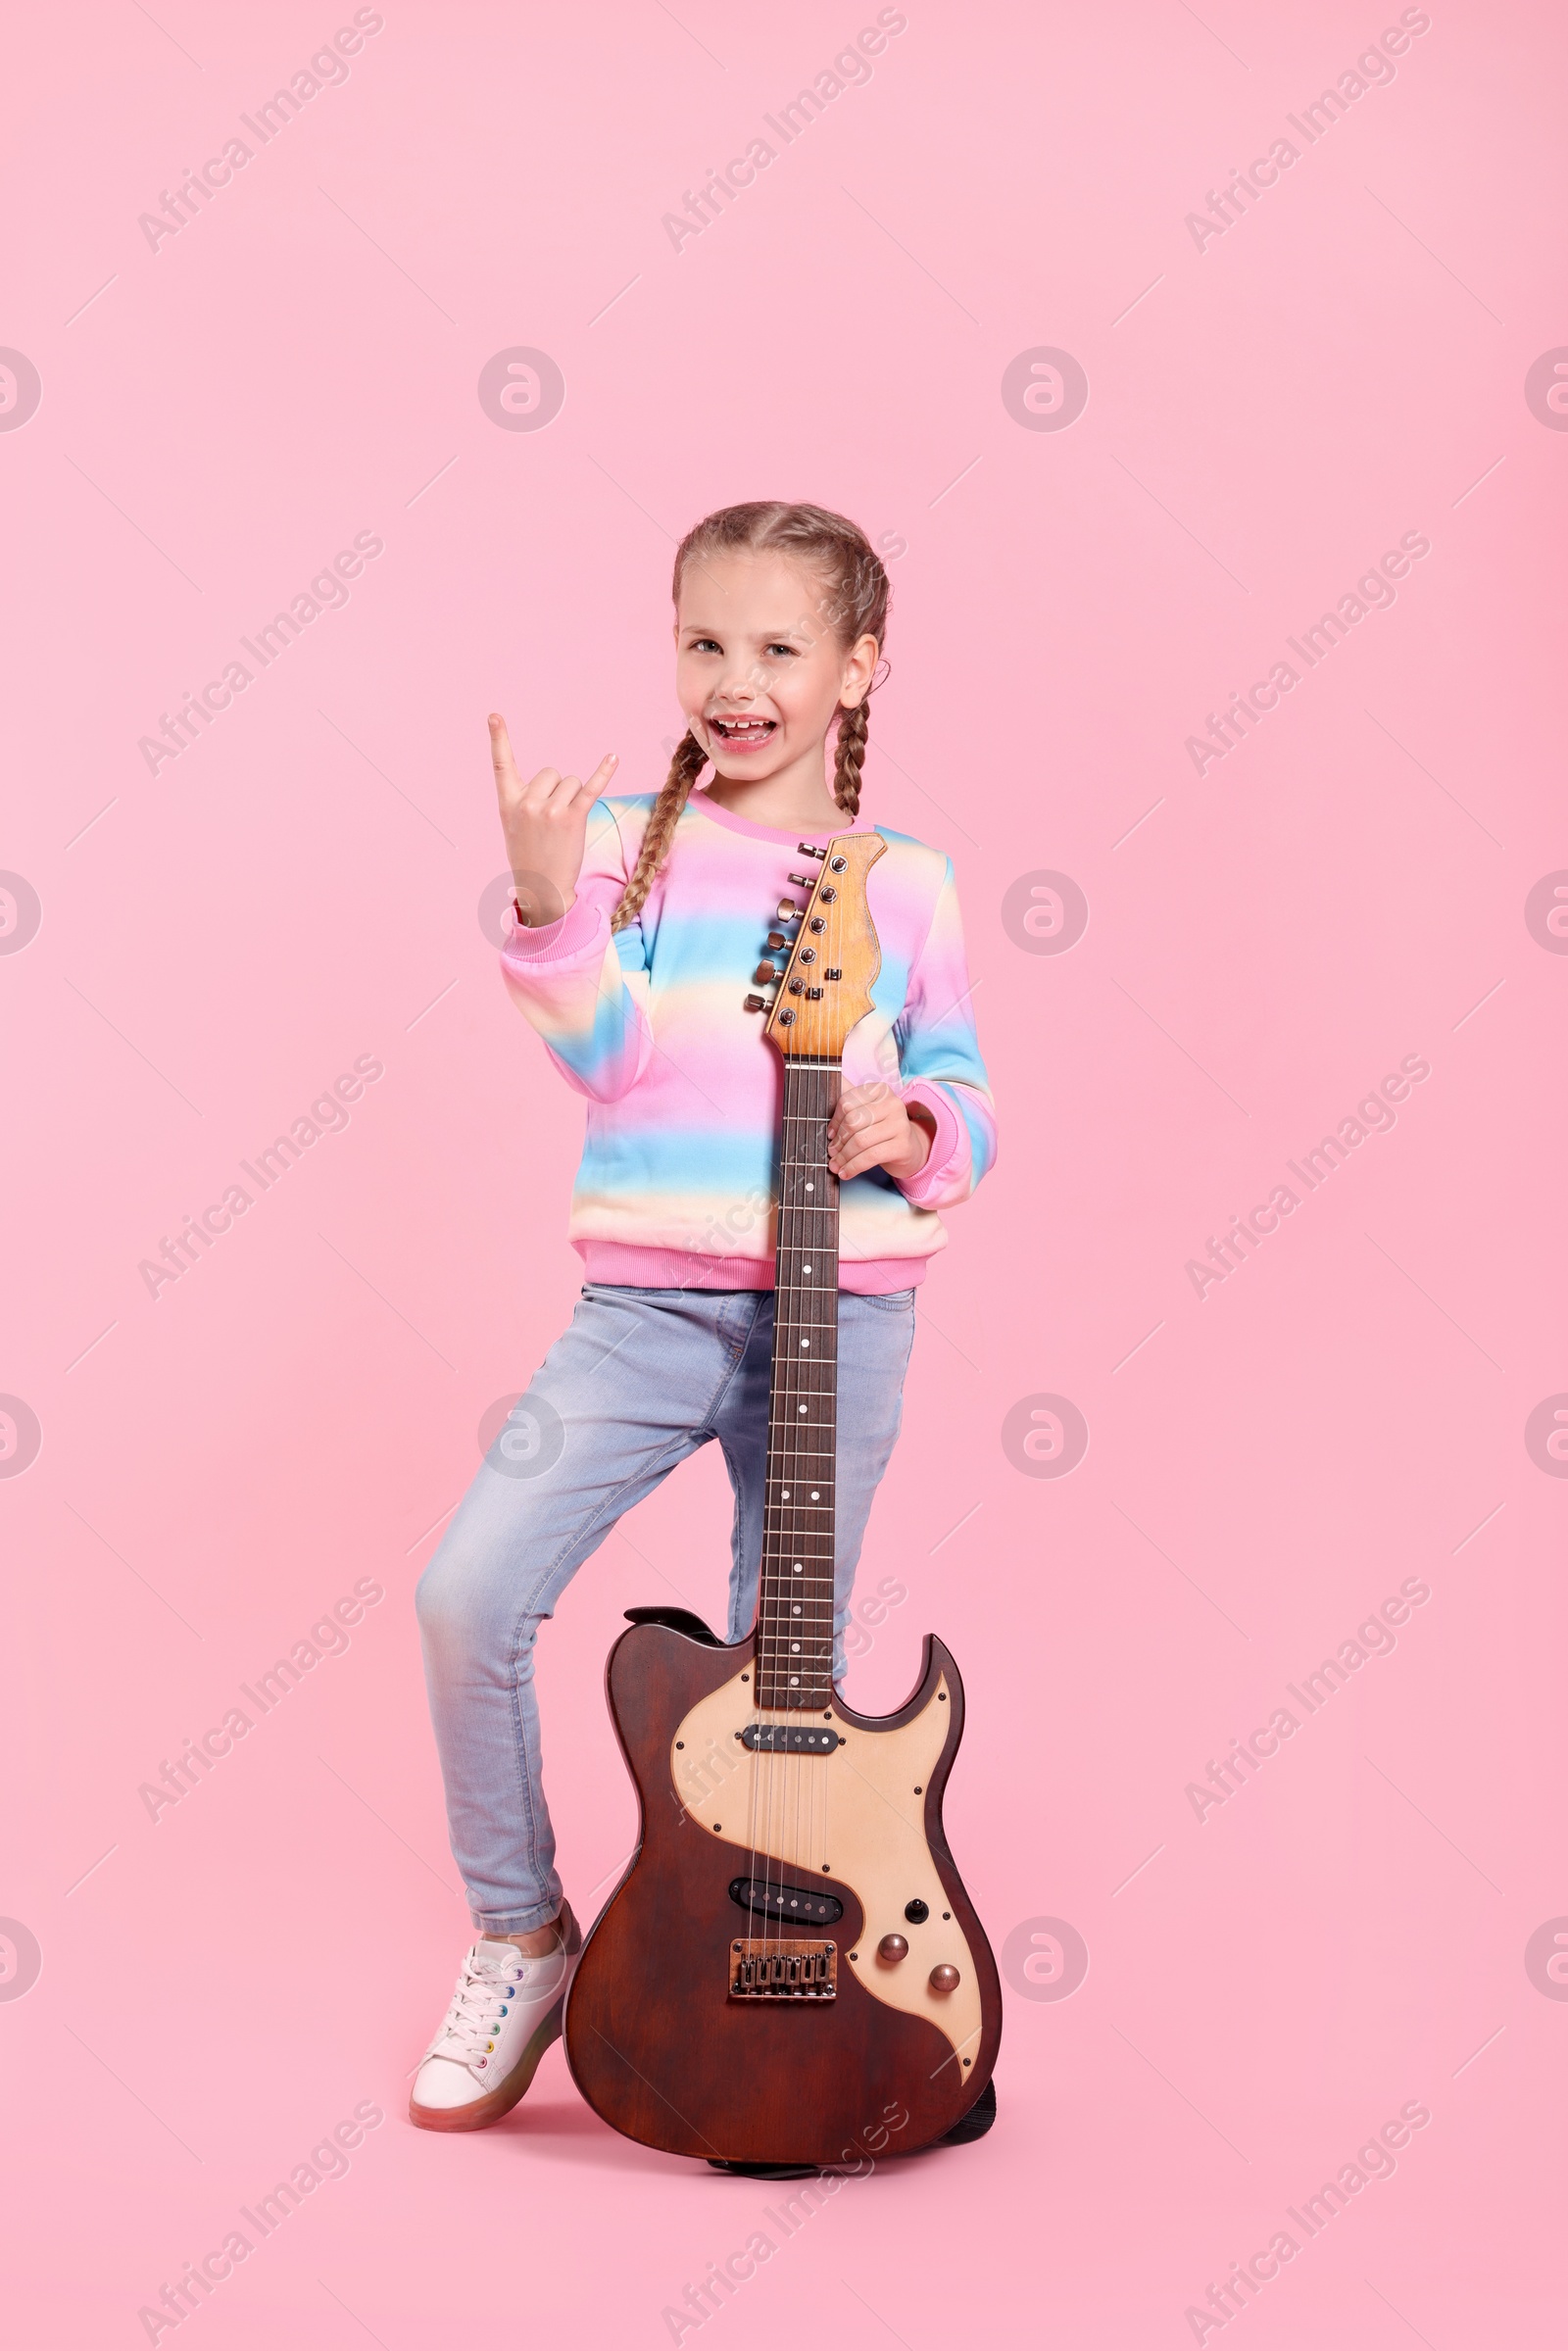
[{"xmin": 564, "ymin": 830, "xmax": 1002, "ymax": 2166}]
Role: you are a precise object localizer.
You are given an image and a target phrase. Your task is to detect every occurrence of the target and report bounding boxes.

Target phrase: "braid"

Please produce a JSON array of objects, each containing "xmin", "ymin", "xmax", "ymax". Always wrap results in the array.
[
  {"xmin": 611, "ymin": 732, "xmax": 707, "ymax": 931},
  {"xmin": 833, "ymin": 699, "xmax": 869, "ymax": 818}
]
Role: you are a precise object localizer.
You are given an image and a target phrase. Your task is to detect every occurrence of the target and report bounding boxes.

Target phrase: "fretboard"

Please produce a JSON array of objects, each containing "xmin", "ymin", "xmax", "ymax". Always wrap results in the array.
[{"xmin": 755, "ymin": 1057, "xmax": 841, "ymax": 1711}]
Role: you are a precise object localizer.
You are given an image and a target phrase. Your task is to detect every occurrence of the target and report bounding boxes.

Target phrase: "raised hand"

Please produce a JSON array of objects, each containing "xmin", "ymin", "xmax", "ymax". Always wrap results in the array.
[{"xmin": 489, "ymin": 713, "xmax": 617, "ymax": 926}]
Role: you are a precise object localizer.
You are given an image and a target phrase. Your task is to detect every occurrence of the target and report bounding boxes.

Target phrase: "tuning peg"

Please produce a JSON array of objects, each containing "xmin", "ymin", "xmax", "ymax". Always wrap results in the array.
[
  {"xmin": 775, "ymin": 900, "xmax": 801, "ymax": 924},
  {"xmin": 743, "ymin": 994, "xmax": 768, "ymax": 1013},
  {"xmin": 788, "ymin": 872, "xmax": 812, "ymax": 888},
  {"xmin": 765, "ymin": 931, "xmax": 787, "ymax": 951},
  {"xmin": 798, "ymin": 842, "xmax": 826, "ymax": 859},
  {"xmin": 752, "ymin": 961, "xmax": 778, "ymax": 986}
]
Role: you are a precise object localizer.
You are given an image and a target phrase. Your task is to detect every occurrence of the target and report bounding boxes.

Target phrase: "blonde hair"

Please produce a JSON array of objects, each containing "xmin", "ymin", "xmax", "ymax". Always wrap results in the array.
[{"xmin": 611, "ymin": 502, "xmax": 890, "ymax": 932}]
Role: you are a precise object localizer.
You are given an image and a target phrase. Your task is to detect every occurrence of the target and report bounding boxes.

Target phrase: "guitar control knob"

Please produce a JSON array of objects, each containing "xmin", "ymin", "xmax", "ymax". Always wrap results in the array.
[
  {"xmin": 775, "ymin": 900, "xmax": 801, "ymax": 924},
  {"xmin": 877, "ymin": 1935, "xmax": 908, "ymax": 1964},
  {"xmin": 905, "ymin": 1899, "xmax": 929, "ymax": 1924},
  {"xmin": 928, "ymin": 1964, "xmax": 960, "ymax": 1994}
]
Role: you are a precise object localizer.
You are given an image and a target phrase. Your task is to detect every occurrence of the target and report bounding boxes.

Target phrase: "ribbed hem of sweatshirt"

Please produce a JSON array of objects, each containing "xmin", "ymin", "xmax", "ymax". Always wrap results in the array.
[
  {"xmin": 500, "ymin": 895, "xmax": 603, "ymax": 963},
  {"xmin": 574, "ymin": 1241, "xmax": 932, "ymax": 1294},
  {"xmin": 896, "ymin": 1083, "xmax": 964, "ymax": 1206}
]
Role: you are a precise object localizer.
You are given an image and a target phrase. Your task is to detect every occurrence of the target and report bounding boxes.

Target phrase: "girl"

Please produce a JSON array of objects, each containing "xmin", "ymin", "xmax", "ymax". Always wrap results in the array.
[{"xmin": 410, "ymin": 501, "xmax": 996, "ymax": 2131}]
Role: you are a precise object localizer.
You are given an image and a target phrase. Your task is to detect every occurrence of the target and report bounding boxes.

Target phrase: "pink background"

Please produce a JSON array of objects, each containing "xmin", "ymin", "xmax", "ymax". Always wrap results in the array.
[{"xmin": 3, "ymin": 2, "xmax": 1565, "ymax": 2343}]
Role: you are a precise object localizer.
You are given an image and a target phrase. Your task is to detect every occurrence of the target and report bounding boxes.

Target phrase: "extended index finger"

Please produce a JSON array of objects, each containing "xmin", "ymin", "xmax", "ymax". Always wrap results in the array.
[{"xmin": 488, "ymin": 712, "xmax": 523, "ymax": 801}]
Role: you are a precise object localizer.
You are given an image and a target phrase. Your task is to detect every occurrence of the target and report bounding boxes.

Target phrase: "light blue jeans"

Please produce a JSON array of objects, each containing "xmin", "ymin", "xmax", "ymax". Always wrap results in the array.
[{"xmin": 416, "ymin": 1284, "xmax": 917, "ymax": 1933}]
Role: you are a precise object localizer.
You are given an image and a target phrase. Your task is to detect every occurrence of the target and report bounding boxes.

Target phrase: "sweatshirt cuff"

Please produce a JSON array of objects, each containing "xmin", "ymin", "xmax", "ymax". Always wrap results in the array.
[
  {"xmin": 500, "ymin": 893, "xmax": 604, "ymax": 965},
  {"xmin": 896, "ymin": 1083, "xmax": 962, "ymax": 1205}
]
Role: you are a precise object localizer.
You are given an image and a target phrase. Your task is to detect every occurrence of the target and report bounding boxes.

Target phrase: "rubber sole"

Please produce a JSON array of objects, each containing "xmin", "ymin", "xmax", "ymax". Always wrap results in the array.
[{"xmin": 409, "ymin": 1996, "xmax": 565, "ymax": 2133}]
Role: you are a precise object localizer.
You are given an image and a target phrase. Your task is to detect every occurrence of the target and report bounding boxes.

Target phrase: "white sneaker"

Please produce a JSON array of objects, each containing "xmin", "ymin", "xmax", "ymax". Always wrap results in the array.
[{"xmin": 410, "ymin": 1910, "xmax": 582, "ymax": 2132}]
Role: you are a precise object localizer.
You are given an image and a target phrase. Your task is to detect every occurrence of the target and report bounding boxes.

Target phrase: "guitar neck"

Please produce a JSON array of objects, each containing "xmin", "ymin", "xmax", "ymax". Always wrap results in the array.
[{"xmin": 756, "ymin": 1056, "xmax": 841, "ymax": 1712}]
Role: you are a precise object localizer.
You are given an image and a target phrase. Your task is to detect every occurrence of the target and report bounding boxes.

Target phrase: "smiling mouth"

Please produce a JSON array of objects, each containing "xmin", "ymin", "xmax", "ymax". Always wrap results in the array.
[{"xmin": 709, "ymin": 715, "xmax": 778, "ymax": 748}]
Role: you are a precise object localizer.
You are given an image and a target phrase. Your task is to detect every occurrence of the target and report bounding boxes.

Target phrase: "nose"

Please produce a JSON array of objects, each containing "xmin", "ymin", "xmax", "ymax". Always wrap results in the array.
[{"xmin": 710, "ymin": 662, "xmax": 759, "ymax": 710}]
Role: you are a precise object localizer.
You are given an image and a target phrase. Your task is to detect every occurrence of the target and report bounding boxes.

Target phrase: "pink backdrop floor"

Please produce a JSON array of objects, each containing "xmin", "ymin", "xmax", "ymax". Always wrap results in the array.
[{"xmin": 3, "ymin": 3, "xmax": 1565, "ymax": 2344}]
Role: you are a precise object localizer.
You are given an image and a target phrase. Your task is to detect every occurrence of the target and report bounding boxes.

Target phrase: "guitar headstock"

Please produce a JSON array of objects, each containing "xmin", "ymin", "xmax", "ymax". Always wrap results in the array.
[{"xmin": 744, "ymin": 832, "xmax": 887, "ymax": 1060}]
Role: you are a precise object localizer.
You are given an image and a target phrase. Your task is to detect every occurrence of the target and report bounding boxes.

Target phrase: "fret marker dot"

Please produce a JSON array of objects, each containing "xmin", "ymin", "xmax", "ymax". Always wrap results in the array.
[
  {"xmin": 791, "ymin": 1642, "xmax": 800, "ymax": 1652},
  {"xmin": 810, "ymin": 1491, "xmax": 819, "ymax": 1500},
  {"xmin": 800, "ymin": 1339, "xmax": 809, "ymax": 1349},
  {"xmin": 792, "ymin": 1565, "xmax": 802, "ymax": 1573},
  {"xmin": 805, "ymin": 1182, "xmax": 813, "ymax": 1192},
  {"xmin": 789, "ymin": 1677, "xmax": 800, "ymax": 1687},
  {"xmin": 792, "ymin": 1604, "xmax": 802, "ymax": 1615},
  {"xmin": 803, "ymin": 1263, "xmax": 811, "ymax": 1273},
  {"xmin": 798, "ymin": 1404, "xmax": 808, "ymax": 1414}
]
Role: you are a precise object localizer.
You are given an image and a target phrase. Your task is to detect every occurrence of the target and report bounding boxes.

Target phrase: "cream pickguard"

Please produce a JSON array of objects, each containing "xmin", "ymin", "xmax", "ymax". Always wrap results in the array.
[{"xmin": 670, "ymin": 1664, "xmax": 983, "ymax": 2067}]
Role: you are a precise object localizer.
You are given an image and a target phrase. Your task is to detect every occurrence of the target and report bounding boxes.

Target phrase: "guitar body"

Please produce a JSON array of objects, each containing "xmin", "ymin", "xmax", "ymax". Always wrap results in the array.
[{"xmin": 564, "ymin": 1612, "xmax": 1002, "ymax": 2165}]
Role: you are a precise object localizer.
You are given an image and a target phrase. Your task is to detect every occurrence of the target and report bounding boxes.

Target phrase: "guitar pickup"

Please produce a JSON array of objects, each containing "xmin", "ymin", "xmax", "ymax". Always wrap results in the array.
[
  {"xmin": 741, "ymin": 1724, "xmax": 840, "ymax": 1753},
  {"xmin": 729, "ymin": 1938, "xmax": 837, "ymax": 1999},
  {"xmin": 729, "ymin": 1876, "xmax": 844, "ymax": 1926}
]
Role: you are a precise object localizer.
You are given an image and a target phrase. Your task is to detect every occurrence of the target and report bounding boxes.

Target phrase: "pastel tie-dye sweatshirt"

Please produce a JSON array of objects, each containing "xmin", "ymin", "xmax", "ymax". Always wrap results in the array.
[{"xmin": 499, "ymin": 788, "xmax": 995, "ymax": 1293}]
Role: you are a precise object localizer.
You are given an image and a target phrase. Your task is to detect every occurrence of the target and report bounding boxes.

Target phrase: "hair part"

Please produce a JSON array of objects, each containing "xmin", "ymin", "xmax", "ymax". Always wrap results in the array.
[{"xmin": 610, "ymin": 502, "xmax": 890, "ymax": 931}]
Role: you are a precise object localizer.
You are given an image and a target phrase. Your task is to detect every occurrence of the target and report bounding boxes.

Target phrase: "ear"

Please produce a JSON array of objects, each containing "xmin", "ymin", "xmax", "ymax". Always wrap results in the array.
[{"xmin": 838, "ymin": 631, "xmax": 879, "ymax": 710}]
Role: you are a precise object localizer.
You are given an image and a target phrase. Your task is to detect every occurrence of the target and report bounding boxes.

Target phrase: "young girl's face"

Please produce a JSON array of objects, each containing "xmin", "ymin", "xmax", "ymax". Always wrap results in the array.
[{"xmin": 674, "ymin": 550, "xmax": 877, "ymax": 787}]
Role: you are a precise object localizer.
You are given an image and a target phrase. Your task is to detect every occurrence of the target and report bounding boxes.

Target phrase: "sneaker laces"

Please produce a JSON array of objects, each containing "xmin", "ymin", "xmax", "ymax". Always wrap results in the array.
[{"xmin": 424, "ymin": 1941, "xmax": 571, "ymax": 2070}]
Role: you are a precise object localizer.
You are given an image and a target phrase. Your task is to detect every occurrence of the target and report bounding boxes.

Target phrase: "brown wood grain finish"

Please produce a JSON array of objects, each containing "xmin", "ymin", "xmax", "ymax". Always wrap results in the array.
[{"xmin": 564, "ymin": 1622, "xmax": 1003, "ymax": 2166}]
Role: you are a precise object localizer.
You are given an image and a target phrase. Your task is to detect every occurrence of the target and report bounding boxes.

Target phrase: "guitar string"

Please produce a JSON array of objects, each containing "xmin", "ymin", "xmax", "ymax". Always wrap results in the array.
[
  {"xmin": 745, "ymin": 847, "xmax": 857, "ymax": 1985},
  {"xmin": 824, "ymin": 867, "xmax": 843, "ymax": 1932},
  {"xmin": 760, "ymin": 899, "xmax": 808, "ymax": 1971}
]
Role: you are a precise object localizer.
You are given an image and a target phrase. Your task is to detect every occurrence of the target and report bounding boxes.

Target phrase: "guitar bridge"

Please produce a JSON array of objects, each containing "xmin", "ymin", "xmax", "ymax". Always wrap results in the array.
[{"xmin": 728, "ymin": 1938, "xmax": 838, "ymax": 1999}]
